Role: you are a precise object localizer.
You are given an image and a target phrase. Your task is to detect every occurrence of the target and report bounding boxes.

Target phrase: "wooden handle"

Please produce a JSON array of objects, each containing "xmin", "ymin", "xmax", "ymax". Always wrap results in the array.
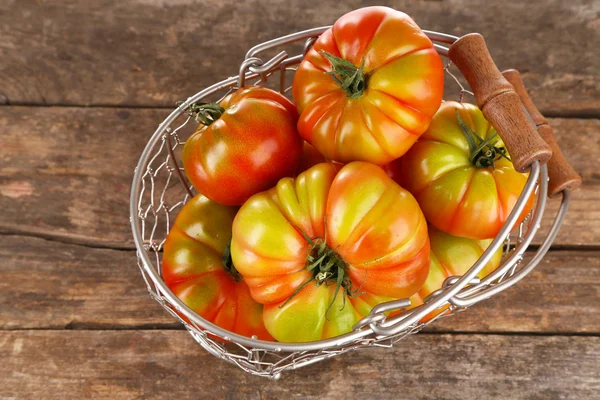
[
  {"xmin": 448, "ymin": 33, "xmax": 552, "ymax": 173},
  {"xmin": 502, "ymin": 69, "xmax": 582, "ymax": 198}
]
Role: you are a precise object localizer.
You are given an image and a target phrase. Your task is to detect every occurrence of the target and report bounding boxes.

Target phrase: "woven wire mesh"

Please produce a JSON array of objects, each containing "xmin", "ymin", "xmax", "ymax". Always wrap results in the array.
[{"xmin": 131, "ymin": 28, "xmax": 553, "ymax": 379}]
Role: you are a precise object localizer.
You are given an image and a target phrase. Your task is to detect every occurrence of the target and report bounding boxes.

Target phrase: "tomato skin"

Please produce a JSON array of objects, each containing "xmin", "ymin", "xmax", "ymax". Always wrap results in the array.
[
  {"xmin": 231, "ymin": 162, "xmax": 430, "ymax": 342},
  {"xmin": 401, "ymin": 101, "xmax": 534, "ymax": 240},
  {"xmin": 292, "ymin": 6, "xmax": 444, "ymax": 165},
  {"xmin": 381, "ymin": 156, "xmax": 404, "ymax": 187},
  {"xmin": 297, "ymin": 141, "xmax": 327, "ymax": 174},
  {"xmin": 162, "ymin": 195, "xmax": 273, "ymax": 341},
  {"xmin": 409, "ymin": 226, "xmax": 503, "ymax": 320},
  {"xmin": 182, "ymin": 86, "xmax": 303, "ymax": 206}
]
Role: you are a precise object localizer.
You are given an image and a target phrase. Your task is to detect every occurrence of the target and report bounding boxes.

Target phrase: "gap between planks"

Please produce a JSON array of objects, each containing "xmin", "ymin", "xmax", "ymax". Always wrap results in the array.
[
  {"xmin": 2, "ymin": 230, "xmax": 600, "ymax": 253},
  {"xmin": 1, "ymin": 103, "xmax": 599, "ymax": 120}
]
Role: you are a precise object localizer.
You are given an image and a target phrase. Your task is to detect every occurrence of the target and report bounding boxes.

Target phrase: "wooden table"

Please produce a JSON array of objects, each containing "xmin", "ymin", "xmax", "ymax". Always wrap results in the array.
[{"xmin": 1, "ymin": 1, "xmax": 598, "ymax": 398}]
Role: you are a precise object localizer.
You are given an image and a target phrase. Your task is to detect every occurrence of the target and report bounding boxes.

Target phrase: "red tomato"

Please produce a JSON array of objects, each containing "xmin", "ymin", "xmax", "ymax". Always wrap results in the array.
[
  {"xmin": 409, "ymin": 226, "xmax": 503, "ymax": 321},
  {"xmin": 292, "ymin": 6, "xmax": 444, "ymax": 165},
  {"xmin": 182, "ymin": 86, "xmax": 302, "ymax": 206},
  {"xmin": 162, "ymin": 195, "xmax": 273, "ymax": 340},
  {"xmin": 231, "ymin": 162, "xmax": 430, "ymax": 342},
  {"xmin": 401, "ymin": 101, "xmax": 535, "ymax": 240}
]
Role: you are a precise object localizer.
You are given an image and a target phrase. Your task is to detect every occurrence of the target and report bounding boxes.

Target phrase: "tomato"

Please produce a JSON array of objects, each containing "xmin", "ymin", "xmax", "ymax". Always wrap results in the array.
[
  {"xmin": 230, "ymin": 162, "xmax": 430, "ymax": 342},
  {"xmin": 381, "ymin": 156, "xmax": 403, "ymax": 186},
  {"xmin": 297, "ymin": 141, "xmax": 326, "ymax": 174},
  {"xmin": 409, "ymin": 226, "xmax": 503, "ymax": 320},
  {"xmin": 182, "ymin": 86, "xmax": 302, "ymax": 206},
  {"xmin": 162, "ymin": 194, "xmax": 273, "ymax": 341},
  {"xmin": 292, "ymin": 6, "xmax": 444, "ymax": 165},
  {"xmin": 401, "ymin": 101, "xmax": 535, "ymax": 240}
]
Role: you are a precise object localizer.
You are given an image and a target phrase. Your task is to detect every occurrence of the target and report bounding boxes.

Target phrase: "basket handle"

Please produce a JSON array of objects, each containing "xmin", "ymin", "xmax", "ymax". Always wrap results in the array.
[
  {"xmin": 502, "ymin": 69, "xmax": 582, "ymax": 198},
  {"xmin": 448, "ymin": 33, "xmax": 552, "ymax": 173}
]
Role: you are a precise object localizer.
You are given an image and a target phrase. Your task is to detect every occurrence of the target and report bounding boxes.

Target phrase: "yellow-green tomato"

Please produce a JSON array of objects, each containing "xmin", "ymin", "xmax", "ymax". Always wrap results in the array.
[
  {"xmin": 410, "ymin": 226, "xmax": 504, "ymax": 320},
  {"xmin": 231, "ymin": 162, "xmax": 430, "ymax": 342},
  {"xmin": 401, "ymin": 101, "xmax": 534, "ymax": 240}
]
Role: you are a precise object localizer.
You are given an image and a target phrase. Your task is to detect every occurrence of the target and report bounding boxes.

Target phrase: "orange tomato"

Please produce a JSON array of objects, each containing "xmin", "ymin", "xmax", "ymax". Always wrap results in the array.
[
  {"xmin": 401, "ymin": 101, "xmax": 535, "ymax": 240},
  {"xmin": 292, "ymin": 6, "xmax": 444, "ymax": 165},
  {"xmin": 231, "ymin": 162, "xmax": 430, "ymax": 342}
]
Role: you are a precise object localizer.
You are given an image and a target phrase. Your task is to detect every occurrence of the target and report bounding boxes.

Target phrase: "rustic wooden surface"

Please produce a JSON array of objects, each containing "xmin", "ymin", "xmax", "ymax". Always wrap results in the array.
[
  {"xmin": 3, "ymin": 331, "xmax": 599, "ymax": 400},
  {"xmin": 0, "ymin": 0, "xmax": 598, "ymax": 116},
  {"xmin": 1, "ymin": 0, "xmax": 598, "ymax": 398}
]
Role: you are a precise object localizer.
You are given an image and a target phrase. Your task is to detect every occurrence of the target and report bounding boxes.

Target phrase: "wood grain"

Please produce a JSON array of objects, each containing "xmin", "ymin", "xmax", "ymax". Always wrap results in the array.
[
  {"xmin": 0, "ymin": 0, "xmax": 597, "ymax": 114},
  {"xmin": 2, "ymin": 107, "xmax": 597, "ymax": 248},
  {"xmin": 0, "ymin": 235, "xmax": 170, "ymax": 330},
  {"xmin": 0, "ymin": 106, "xmax": 170, "ymax": 248},
  {"xmin": 1, "ymin": 330, "xmax": 599, "ymax": 399},
  {"xmin": 1, "ymin": 1, "xmax": 596, "ymax": 394},
  {"xmin": 2, "ymin": 235, "xmax": 599, "ymax": 333}
]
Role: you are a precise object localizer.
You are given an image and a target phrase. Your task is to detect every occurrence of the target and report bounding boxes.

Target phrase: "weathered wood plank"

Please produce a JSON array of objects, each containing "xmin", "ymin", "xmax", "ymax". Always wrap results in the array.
[
  {"xmin": 0, "ymin": 0, "xmax": 597, "ymax": 113},
  {"xmin": 0, "ymin": 107, "xmax": 170, "ymax": 248},
  {"xmin": 1, "ymin": 331, "xmax": 599, "ymax": 399},
  {"xmin": 2, "ymin": 235, "xmax": 599, "ymax": 333},
  {"xmin": 431, "ymin": 250, "xmax": 600, "ymax": 333},
  {"xmin": 1, "ymin": 107, "xmax": 597, "ymax": 247},
  {"xmin": 0, "ymin": 235, "xmax": 170, "ymax": 330}
]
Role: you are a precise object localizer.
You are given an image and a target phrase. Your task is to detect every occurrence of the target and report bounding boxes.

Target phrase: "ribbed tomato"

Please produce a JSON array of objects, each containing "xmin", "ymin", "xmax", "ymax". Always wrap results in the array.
[
  {"xmin": 182, "ymin": 86, "xmax": 302, "ymax": 206},
  {"xmin": 401, "ymin": 101, "xmax": 535, "ymax": 240},
  {"xmin": 162, "ymin": 195, "xmax": 272, "ymax": 340},
  {"xmin": 231, "ymin": 162, "xmax": 430, "ymax": 342},
  {"xmin": 410, "ymin": 226, "xmax": 503, "ymax": 319},
  {"xmin": 292, "ymin": 6, "xmax": 444, "ymax": 165}
]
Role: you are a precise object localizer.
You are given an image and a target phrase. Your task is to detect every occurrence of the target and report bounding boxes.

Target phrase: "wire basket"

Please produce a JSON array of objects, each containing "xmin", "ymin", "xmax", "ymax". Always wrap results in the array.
[{"xmin": 130, "ymin": 26, "xmax": 573, "ymax": 379}]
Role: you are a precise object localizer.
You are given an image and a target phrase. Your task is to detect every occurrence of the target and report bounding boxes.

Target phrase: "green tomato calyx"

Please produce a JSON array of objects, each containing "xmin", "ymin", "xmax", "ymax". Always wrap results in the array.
[
  {"xmin": 456, "ymin": 110, "xmax": 511, "ymax": 169},
  {"xmin": 320, "ymin": 51, "xmax": 367, "ymax": 99},
  {"xmin": 222, "ymin": 241, "xmax": 242, "ymax": 283},
  {"xmin": 179, "ymin": 101, "xmax": 225, "ymax": 126},
  {"xmin": 279, "ymin": 225, "xmax": 365, "ymax": 315}
]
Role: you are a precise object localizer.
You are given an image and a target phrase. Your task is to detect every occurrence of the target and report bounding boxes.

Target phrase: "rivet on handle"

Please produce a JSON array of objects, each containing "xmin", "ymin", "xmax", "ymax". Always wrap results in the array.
[
  {"xmin": 502, "ymin": 69, "xmax": 582, "ymax": 198},
  {"xmin": 448, "ymin": 33, "xmax": 552, "ymax": 173}
]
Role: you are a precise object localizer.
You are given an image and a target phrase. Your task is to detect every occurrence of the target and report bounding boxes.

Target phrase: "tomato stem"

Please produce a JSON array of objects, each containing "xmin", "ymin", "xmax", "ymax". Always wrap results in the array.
[
  {"xmin": 178, "ymin": 101, "xmax": 225, "ymax": 126},
  {"xmin": 320, "ymin": 51, "xmax": 367, "ymax": 99},
  {"xmin": 279, "ymin": 226, "xmax": 365, "ymax": 314},
  {"xmin": 222, "ymin": 241, "xmax": 242, "ymax": 282},
  {"xmin": 456, "ymin": 110, "xmax": 511, "ymax": 169}
]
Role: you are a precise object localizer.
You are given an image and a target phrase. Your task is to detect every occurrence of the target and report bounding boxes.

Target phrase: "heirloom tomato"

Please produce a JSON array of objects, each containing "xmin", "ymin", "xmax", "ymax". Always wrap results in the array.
[
  {"xmin": 401, "ymin": 101, "xmax": 535, "ymax": 240},
  {"xmin": 409, "ymin": 226, "xmax": 503, "ymax": 320},
  {"xmin": 162, "ymin": 194, "xmax": 272, "ymax": 341},
  {"xmin": 230, "ymin": 162, "xmax": 430, "ymax": 342},
  {"xmin": 182, "ymin": 86, "xmax": 302, "ymax": 206},
  {"xmin": 292, "ymin": 6, "xmax": 444, "ymax": 165}
]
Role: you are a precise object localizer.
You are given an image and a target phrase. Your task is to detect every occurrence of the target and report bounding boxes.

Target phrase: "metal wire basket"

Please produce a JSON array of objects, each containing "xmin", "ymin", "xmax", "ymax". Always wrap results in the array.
[{"xmin": 130, "ymin": 26, "xmax": 574, "ymax": 379}]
